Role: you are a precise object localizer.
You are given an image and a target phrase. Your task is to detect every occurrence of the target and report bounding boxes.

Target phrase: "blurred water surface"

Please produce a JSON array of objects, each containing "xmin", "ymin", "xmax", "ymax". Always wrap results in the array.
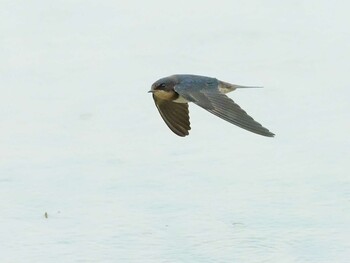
[{"xmin": 1, "ymin": 1, "xmax": 349, "ymax": 262}]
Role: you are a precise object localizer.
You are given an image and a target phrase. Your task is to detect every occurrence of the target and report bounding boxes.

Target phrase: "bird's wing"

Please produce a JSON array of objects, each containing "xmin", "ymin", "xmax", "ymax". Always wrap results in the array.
[
  {"xmin": 153, "ymin": 94, "xmax": 191, "ymax": 137},
  {"xmin": 174, "ymin": 83, "xmax": 274, "ymax": 137}
]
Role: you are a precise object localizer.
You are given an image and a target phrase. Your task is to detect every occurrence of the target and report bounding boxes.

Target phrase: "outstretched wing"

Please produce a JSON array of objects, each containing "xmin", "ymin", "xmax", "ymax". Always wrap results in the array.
[
  {"xmin": 153, "ymin": 94, "xmax": 191, "ymax": 137},
  {"xmin": 174, "ymin": 83, "xmax": 274, "ymax": 137}
]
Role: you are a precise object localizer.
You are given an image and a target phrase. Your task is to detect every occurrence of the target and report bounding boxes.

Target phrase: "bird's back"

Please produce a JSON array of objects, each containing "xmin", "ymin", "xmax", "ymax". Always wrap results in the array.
[{"xmin": 173, "ymin": 74, "xmax": 219, "ymax": 92}]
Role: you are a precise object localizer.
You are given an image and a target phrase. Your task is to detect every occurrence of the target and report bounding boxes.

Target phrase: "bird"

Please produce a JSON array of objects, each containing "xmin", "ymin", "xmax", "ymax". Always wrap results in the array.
[{"xmin": 149, "ymin": 74, "xmax": 275, "ymax": 137}]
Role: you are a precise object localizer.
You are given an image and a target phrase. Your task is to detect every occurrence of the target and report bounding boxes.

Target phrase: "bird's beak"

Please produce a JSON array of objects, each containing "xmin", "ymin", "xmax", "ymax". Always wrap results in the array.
[{"xmin": 148, "ymin": 90, "xmax": 154, "ymax": 93}]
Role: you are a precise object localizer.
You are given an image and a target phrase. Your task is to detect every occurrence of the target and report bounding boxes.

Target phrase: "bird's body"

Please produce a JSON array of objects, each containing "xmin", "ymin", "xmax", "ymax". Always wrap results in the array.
[{"xmin": 149, "ymin": 74, "xmax": 274, "ymax": 137}]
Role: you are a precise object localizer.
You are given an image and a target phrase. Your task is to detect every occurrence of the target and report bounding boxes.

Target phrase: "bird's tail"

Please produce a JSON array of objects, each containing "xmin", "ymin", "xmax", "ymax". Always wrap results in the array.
[
  {"xmin": 219, "ymin": 81, "xmax": 263, "ymax": 94},
  {"xmin": 233, "ymin": 84, "xmax": 263, "ymax": 89}
]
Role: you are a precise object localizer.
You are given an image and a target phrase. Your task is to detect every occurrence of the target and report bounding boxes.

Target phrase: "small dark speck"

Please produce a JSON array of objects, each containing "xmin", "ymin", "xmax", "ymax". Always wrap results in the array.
[{"xmin": 44, "ymin": 212, "xmax": 48, "ymax": 218}]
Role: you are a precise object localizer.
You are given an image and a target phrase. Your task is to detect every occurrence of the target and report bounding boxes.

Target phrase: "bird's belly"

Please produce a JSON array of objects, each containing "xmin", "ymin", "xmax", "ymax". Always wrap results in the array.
[{"xmin": 173, "ymin": 96, "xmax": 189, "ymax": 103}]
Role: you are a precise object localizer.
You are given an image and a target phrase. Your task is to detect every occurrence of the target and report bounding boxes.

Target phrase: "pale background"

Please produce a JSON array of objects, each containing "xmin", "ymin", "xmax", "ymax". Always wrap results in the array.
[{"xmin": 1, "ymin": 1, "xmax": 349, "ymax": 262}]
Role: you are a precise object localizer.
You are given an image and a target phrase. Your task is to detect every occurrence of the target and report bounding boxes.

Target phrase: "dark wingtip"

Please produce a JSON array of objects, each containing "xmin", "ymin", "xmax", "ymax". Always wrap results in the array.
[
  {"xmin": 173, "ymin": 129, "xmax": 190, "ymax": 137},
  {"xmin": 264, "ymin": 131, "xmax": 275, "ymax": 137}
]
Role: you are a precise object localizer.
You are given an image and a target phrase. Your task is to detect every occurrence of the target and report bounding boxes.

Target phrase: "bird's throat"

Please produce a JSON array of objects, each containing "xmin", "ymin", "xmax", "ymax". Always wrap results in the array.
[{"xmin": 153, "ymin": 90, "xmax": 178, "ymax": 101}]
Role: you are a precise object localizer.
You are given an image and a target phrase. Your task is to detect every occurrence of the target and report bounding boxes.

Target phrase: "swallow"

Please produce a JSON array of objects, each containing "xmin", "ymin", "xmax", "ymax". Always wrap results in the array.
[{"xmin": 149, "ymin": 74, "xmax": 275, "ymax": 137}]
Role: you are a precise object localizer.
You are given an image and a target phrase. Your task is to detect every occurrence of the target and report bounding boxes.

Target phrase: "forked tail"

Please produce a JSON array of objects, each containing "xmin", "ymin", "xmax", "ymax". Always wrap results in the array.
[{"xmin": 218, "ymin": 80, "xmax": 263, "ymax": 93}]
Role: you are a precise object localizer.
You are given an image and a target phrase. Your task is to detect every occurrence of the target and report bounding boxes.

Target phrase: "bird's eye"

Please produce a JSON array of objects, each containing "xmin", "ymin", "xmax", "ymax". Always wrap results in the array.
[{"xmin": 158, "ymin": 83, "xmax": 166, "ymax": 88}]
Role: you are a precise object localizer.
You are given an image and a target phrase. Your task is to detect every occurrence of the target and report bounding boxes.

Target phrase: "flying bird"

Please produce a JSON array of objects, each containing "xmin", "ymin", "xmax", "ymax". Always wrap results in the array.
[{"xmin": 149, "ymin": 74, "xmax": 274, "ymax": 137}]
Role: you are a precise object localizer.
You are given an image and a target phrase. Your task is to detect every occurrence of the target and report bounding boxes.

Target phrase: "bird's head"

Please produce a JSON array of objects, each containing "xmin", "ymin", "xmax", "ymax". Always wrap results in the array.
[{"xmin": 148, "ymin": 76, "xmax": 178, "ymax": 100}]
